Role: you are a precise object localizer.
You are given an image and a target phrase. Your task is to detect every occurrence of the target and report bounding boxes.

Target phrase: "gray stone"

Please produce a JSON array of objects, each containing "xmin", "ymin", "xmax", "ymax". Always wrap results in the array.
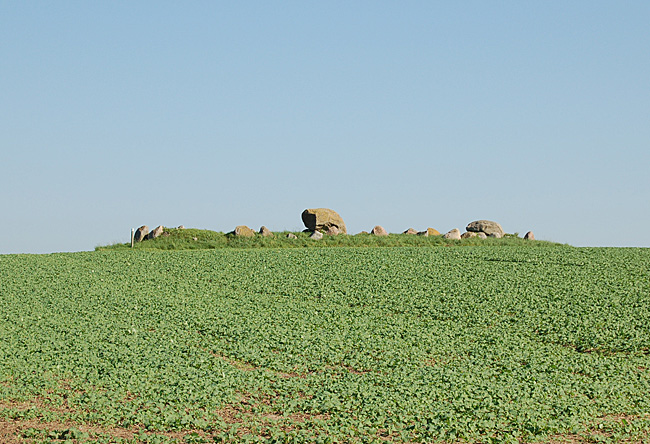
[
  {"xmin": 403, "ymin": 228, "xmax": 418, "ymax": 235},
  {"xmin": 310, "ymin": 231, "xmax": 323, "ymax": 240},
  {"xmin": 259, "ymin": 226, "xmax": 274, "ymax": 237},
  {"xmin": 461, "ymin": 231, "xmax": 477, "ymax": 239},
  {"xmin": 371, "ymin": 225, "xmax": 388, "ymax": 236},
  {"xmin": 478, "ymin": 232, "xmax": 487, "ymax": 239},
  {"xmin": 146, "ymin": 225, "xmax": 164, "ymax": 240},
  {"xmin": 134, "ymin": 225, "xmax": 149, "ymax": 242},
  {"xmin": 234, "ymin": 225, "xmax": 256, "ymax": 237},
  {"xmin": 326, "ymin": 226, "xmax": 340, "ymax": 236},
  {"xmin": 286, "ymin": 233, "xmax": 298, "ymax": 239},
  {"xmin": 466, "ymin": 220, "xmax": 504, "ymax": 238},
  {"xmin": 444, "ymin": 228, "xmax": 461, "ymax": 240}
]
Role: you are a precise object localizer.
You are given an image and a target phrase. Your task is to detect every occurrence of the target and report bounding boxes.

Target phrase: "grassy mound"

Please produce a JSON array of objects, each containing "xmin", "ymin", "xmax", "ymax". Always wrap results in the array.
[{"xmin": 96, "ymin": 227, "xmax": 564, "ymax": 251}]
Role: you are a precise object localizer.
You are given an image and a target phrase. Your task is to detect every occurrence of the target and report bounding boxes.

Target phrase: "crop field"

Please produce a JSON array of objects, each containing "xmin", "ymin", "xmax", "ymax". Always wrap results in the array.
[{"xmin": 1, "ymin": 246, "xmax": 649, "ymax": 443}]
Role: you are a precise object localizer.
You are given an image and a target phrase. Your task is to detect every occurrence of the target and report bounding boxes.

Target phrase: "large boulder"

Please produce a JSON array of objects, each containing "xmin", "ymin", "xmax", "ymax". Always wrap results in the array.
[
  {"xmin": 371, "ymin": 225, "xmax": 388, "ymax": 236},
  {"xmin": 466, "ymin": 220, "xmax": 504, "ymax": 238},
  {"xmin": 147, "ymin": 225, "xmax": 164, "ymax": 240},
  {"xmin": 524, "ymin": 231, "xmax": 535, "ymax": 240},
  {"xmin": 403, "ymin": 228, "xmax": 418, "ymax": 235},
  {"xmin": 444, "ymin": 228, "xmax": 462, "ymax": 240},
  {"xmin": 134, "ymin": 225, "xmax": 149, "ymax": 242},
  {"xmin": 427, "ymin": 228, "xmax": 441, "ymax": 236},
  {"xmin": 234, "ymin": 225, "xmax": 256, "ymax": 237},
  {"xmin": 301, "ymin": 208, "xmax": 347, "ymax": 234}
]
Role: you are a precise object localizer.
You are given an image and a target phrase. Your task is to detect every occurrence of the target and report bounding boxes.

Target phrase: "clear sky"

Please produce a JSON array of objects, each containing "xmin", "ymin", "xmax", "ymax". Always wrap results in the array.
[{"xmin": 1, "ymin": 1, "xmax": 649, "ymax": 253}]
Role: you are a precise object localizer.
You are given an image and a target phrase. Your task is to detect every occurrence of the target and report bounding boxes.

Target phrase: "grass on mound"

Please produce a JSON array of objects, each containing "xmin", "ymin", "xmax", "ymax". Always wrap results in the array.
[{"xmin": 96, "ymin": 227, "xmax": 564, "ymax": 251}]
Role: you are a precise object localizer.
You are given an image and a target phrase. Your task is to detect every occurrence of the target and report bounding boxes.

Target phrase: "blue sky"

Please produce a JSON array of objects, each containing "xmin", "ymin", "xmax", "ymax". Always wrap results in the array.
[{"xmin": 1, "ymin": 1, "xmax": 649, "ymax": 253}]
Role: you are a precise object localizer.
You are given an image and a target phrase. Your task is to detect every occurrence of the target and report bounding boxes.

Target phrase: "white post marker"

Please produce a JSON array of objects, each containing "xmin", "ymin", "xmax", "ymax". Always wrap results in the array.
[{"xmin": 131, "ymin": 228, "xmax": 135, "ymax": 248}]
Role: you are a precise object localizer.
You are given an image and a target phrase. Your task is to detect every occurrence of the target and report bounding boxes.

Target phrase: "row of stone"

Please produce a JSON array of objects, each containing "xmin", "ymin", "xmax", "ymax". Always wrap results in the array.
[
  {"xmin": 296, "ymin": 209, "xmax": 537, "ymax": 241},
  {"xmin": 133, "ymin": 211, "xmax": 534, "ymax": 243},
  {"xmin": 134, "ymin": 223, "xmax": 534, "ymax": 242},
  {"xmin": 231, "ymin": 223, "xmax": 535, "ymax": 241},
  {"xmin": 135, "ymin": 223, "xmax": 534, "ymax": 242},
  {"xmin": 134, "ymin": 225, "xmax": 163, "ymax": 242},
  {"xmin": 133, "ymin": 224, "xmax": 188, "ymax": 242},
  {"xmin": 440, "ymin": 220, "xmax": 534, "ymax": 240},
  {"xmin": 232, "ymin": 225, "xmax": 274, "ymax": 237}
]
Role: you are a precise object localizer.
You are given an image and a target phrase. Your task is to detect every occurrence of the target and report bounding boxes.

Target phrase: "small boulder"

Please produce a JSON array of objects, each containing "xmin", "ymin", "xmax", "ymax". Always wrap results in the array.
[
  {"xmin": 371, "ymin": 225, "xmax": 388, "ymax": 236},
  {"xmin": 286, "ymin": 233, "xmax": 298, "ymax": 239},
  {"xmin": 466, "ymin": 220, "xmax": 504, "ymax": 238},
  {"xmin": 417, "ymin": 230, "xmax": 429, "ymax": 237},
  {"xmin": 444, "ymin": 228, "xmax": 461, "ymax": 240},
  {"xmin": 326, "ymin": 226, "xmax": 341, "ymax": 236},
  {"xmin": 524, "ymin": 231, "xmax": 535, "ymax": 240},
  {"xmin": 310, "ymin": 231, "xmax": 323, "ymax": 240},
  {"xmin": 461, "ymin": 231, "xmax": 477, "ymax": 239},
  {"xmin": 478, "ymin": 232, "xmax": 487, "ymax": 239},
  {"xmin": 358, "ymin": 231, "xmax": 369, "ymax": 235},
  {"xmin": 134, "ymin": 225, "xmax": 149, "ymax": 242},
  {"xmin": 192, "ymin": 237, "xmax": 198, "ymax": 241},
  {"xmin": 177, "ymin": 225, "xmax": 185, "ymax": 229},
  {"xmin": 259, "ymin": 226, "xmax": 274, "ymax": 237},
  {"xmin": 403, "ymin": 228, "xmax": 418, "ymax": 235},
  {"xmin": 302, "ymin": 208, "xmax": 347, "ymax": 234},
  {"xmin": 234, "ymin": 225, "xmax": 256, "ymax": 237},
  {"xmin": 427, "ymin": 228, "xmax": 441, "ymax": 236},
  {"xmin": 147, "ymin": 225, "xmax": 164, "ymax": 240}
]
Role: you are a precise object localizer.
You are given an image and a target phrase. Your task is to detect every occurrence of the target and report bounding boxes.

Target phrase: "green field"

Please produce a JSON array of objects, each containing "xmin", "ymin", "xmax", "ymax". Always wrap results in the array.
[{"xmin": 1, "ymin": 246, "xmax": 649, "ymax": 443}]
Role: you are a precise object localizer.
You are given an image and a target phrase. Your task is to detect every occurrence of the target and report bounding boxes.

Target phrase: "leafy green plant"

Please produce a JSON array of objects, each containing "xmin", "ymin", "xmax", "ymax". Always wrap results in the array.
[{"xmin": 2, "ymin": 246, "xmax": 649, "ymax": 442}]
